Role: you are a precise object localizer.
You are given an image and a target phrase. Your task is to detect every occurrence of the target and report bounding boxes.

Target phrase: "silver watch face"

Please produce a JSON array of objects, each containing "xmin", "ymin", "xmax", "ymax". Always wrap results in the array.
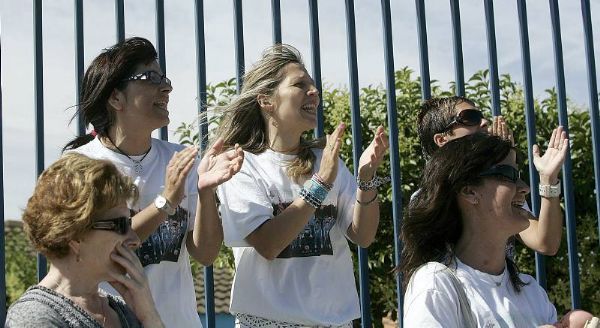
[{"xmin": 155, "ymin": 195, "xmax": 167, "ymax": 208}]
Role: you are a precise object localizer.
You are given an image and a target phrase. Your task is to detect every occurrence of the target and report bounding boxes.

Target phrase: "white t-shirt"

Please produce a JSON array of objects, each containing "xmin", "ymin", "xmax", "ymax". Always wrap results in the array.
[
  {"xmin": 72, "ymin": 137, "xmax": 203, "ymax": 328},
  {"xmin": 403, "ymin": 258, "xmax": 557, "ymax": 327},
  {"xmin": 217, "ymin": 149, "xmax": 361, "ymax": 326}
]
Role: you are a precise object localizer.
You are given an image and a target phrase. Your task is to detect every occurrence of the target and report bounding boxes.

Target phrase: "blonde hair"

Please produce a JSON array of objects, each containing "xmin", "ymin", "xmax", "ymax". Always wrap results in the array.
[
  {"xmin": 22, "ymin": 153, "xmax": 138, "ymax": 258},
  {"xmin": 214, "ymin": 44, "xmax": 324, "ymax": 181}
]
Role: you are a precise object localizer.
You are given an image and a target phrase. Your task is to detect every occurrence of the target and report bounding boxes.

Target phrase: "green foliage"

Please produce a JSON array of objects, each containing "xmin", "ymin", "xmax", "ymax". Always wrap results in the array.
[
  {"xmin": 174, "ymin": 67, "xmax": 600, "ymax": 324},
  {"xmin": 5, "ymin": 223, "xmax": 37, "ymax": 307}
]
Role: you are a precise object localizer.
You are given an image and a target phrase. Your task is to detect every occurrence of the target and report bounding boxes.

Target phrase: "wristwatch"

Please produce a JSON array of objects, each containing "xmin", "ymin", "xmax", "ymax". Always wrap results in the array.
[
  {"xmin": 154, "ymin": 195, "xmax": 176, "ymax": 216},
  {"xmin": 539, "ymin": 180, "xmax": 561, "ymax": 198}
]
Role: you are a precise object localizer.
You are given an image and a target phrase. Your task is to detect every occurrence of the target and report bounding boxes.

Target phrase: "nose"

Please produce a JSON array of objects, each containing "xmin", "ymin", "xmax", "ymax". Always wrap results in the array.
[
  {"xmin": 160, "ymin": 78, "xmax": 173, "ymax": 94},
  {"xmin": 480, "ymin": 117, "xmax": 490, "ymax": 130},
  {"xmin": 307, "ymin": 84, "xmax": 319, "ymax": 97},
  {"xmin": 517, "ymin": 178, "xmax": 530, "ymax": 196},
  {"xmin": 124, "ymin": 228, "xmax": 141, "ymax": 249}
]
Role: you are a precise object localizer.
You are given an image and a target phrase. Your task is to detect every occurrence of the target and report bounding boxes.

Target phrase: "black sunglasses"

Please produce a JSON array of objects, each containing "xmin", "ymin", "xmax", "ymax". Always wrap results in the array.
[
  {"xmin": 441, "ymin": 109, "xmax": 484, "ymax": 133},
  {"xmin": 122, "ymin": 71, "xmax": 171, "ymax": 86},
  {"xmin": 479, "ymin": 164, "xmax": 520, "ymax": 183},
  {"xmin": 91, "ymin": 216, "xmax": 132, "ymax": 235}
]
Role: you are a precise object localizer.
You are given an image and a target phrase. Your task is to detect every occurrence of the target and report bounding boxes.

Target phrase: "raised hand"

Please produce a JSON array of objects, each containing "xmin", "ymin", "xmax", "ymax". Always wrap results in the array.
[
  {"xmin": 197, "ymin": 138, "xmax": 244, "ymax": 191},
  {"xmin": 107, "ymin": 243, "xmax": 164, "ymax": 328},
  {"xmin": 488, "ymin": 116, "xmax": 514, "ymax": 146},
  {"xmin": 164, "ymin": 146, "xmax": 198, "ymax": 206},
  {"xmin": 357, "ymin": 126, "xmax": 389, "ymax": 180},
  {"xmin": 317, "ymin": 123, "xmax": 346, "ymax": 185},
  {"xmin": 533, "ymin": 126, "xmax": 569, "ymax": 185}
]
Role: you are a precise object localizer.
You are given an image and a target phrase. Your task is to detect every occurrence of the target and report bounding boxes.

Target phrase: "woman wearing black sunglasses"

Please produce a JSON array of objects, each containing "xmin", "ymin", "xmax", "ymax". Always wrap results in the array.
[
  {"xmin": 62, "ymin": 37, "xmax": 244, "ymax": 327},
  {"xmin": 400, "ymin": 134, "xmax": 596, "ymax": 327},
  {"xmin": 6, "ymin": 153, "xmax": 163, "ymax": 327}
]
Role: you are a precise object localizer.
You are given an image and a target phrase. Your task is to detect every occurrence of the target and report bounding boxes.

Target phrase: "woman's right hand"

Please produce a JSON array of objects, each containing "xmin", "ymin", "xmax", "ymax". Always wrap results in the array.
[
  {"xmin": 163, "ymin": 146, "xmax": 198, "ymax": 206},
  {"xmin": 107, "ymin": 243, "xmax": 165, "ymax": 328},
  {"xmin": 317, "ymin": 123, "xmax": 346, "ymax": 185}
]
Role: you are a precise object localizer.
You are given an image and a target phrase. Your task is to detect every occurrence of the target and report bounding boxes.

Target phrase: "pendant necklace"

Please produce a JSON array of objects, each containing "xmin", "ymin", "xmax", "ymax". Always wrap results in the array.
[
  {"xmin": 106, "ymin": 136, "xmax": 151, "ymax": 174},
  {"xmin": 490, "ymin": 269, "xmax": 506, "ymax": 287}
]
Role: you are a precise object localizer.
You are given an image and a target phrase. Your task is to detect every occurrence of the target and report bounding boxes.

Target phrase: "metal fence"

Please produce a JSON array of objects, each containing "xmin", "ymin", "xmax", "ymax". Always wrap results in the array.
[{"xmin": 1, "ymin": 0, "xmax": 599, "ymax": 327}]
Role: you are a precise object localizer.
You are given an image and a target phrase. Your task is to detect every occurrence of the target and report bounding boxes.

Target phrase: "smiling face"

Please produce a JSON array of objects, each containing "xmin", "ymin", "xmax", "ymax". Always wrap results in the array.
[
  {"xmin": 267, "ymin": 63, "xmax": 320, "ymax": 137},
  {"xmin": 113, "ymin": 60, "xmax": 173, "ymax": 133},
  {"xmin": 470, "ymin": 150, "xmax": 531, "ymax": 236}
]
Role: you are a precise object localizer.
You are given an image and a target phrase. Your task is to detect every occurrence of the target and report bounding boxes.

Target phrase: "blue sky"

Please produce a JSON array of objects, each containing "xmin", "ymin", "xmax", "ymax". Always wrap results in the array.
[{"xmin": 1, "ymin": 0, "xmax": 599, "ymax": 220}]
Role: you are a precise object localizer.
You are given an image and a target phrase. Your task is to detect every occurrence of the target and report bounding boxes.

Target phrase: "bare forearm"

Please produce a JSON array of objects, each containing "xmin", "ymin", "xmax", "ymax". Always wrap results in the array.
[
  {"xmin": 348, "ymin": 189, "xmax": 380, "ymax": 247},
  {"xmin": 188, "ymin": 191, "xmax": 224, "ymax": 265},
  {"xmin": 536, "ymin": 196, "xmax": 563, "ymax": 254},
  {"xmin": 131, "ymin": 206, "xmax": 169, "ymax": 242},
  {"xmin": 245, "ymin": 198, "xmax": 316, "ymax": 260}
]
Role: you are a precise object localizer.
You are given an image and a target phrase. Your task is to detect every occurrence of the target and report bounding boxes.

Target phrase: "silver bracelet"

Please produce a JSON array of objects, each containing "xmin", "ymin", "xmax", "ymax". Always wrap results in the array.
[
  {"xmin": 356, "ymin": 173, "xmax": 391, "ymax": 191},
  {"xmin": 539, "ymin": 180, "xmax": 561, "ymax": 198}
]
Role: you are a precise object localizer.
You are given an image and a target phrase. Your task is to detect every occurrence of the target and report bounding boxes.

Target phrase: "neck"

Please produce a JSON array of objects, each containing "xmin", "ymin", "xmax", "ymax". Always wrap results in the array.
[
  {"xmin": 266, "ymin": 123, "xmax": 302, "ymax": 154},
  {"xmin": 40, "ymin": 265, "xmax": 100, "ymax": 300},
  {"xmin": 103, "ymin": 126, "xmax": 152, "ymax": 156},
  {"xmin": 454, "ymin": 220, "xmax": 508, "ymax": 275}
]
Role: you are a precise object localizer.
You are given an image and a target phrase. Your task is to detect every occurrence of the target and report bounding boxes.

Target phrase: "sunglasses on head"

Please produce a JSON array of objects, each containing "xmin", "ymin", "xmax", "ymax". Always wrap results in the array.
[
  {"xmin": 91, "ymin": 216, "xmax": 132, "ymax": 235},
  {"xmin": 122, "ymin": 71, "xmax": 171, "ymax": 86},
  {"xmin": 478, "ymin": 164, "xmax": 520, "ymax": 183},
  {"xmin": 440, "ymin": 108, "xmax": 484, "ymax": 133}
]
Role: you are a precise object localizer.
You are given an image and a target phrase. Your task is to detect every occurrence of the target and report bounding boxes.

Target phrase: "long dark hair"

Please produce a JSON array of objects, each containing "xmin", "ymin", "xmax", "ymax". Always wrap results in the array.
[
  {"xmin": 63, "ymin": 37, "xmax": 158, "ymax": 151},
  {"xmin": 400, "ymin": 133, "xmax": 527, "ymax": 292},
  {"xmin": 213, "ymin": 44, "xmax": 324, "ymax": 182}
]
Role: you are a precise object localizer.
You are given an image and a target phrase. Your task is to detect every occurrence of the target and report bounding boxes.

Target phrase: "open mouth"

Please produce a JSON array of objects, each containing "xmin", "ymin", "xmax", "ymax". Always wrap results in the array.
[
  {"xmin": 511, "ymin": 201, "xmax": 524, "ymax": 209},
  {"xmin": 301, "ymin": 103, "xmax": 317, "ymax": 114},
  {"xmin": 155, "ymin": 101, "xmax": 168, "ymax": 111}
]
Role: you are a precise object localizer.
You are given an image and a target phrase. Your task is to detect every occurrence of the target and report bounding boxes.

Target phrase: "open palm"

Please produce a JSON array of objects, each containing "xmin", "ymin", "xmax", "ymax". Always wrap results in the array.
[
  {"xmin": 197, "ymin": 138, "xmax": 244, "ymax": 191},
  {"xmin": 533, "ymin": 126, "xmax": 568, "ymax": 184}
]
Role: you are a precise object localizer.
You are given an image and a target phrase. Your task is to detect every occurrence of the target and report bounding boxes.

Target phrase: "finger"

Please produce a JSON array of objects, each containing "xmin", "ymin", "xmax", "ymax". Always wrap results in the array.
[
  {"xmin": 532, "ymin": 144, "xmax": 541, "ymax": 159},
  {"xmin": 548, "ymin": 128, "xmax": 558, "ymax": 148},
  {"xmin": 331, "ymin": 123, "xmax": 346, "ymax": 140},
  {"xmin": 206, "ymin": 137, "xmax": 225, "ymax": 157}
]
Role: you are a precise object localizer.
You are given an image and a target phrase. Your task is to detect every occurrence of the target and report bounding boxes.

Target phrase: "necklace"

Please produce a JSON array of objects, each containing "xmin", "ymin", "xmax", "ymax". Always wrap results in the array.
[
  {"xmin": 106, "ymin": 136, "xmax": 152, "ymax": 174},
  {"xmin": 489, "ymin": 269, "xmax": 506, "ymax": 287}
]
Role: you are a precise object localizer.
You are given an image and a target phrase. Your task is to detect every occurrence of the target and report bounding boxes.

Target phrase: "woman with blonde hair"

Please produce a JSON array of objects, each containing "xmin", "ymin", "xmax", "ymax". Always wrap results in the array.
[
  {"xmin": 216, "ymin": 44, "xmax": 389, "ymax": 327},
  {"xmin": 6, "ymin": 153, "xmax": 163, "ymax": 327}
]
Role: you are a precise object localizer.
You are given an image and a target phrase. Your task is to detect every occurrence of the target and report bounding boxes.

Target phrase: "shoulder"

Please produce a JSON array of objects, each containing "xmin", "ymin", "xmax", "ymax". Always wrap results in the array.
[
  {"xmin": 68, "ymin": 137, "xmax": 103, "ymax": 156},
  {"xmin": 6, "ymin": 288, "xmax": 66, "ymax": 326}
]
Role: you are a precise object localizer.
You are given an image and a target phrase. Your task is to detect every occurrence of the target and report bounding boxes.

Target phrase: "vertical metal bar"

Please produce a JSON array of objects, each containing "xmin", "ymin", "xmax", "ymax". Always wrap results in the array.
[
  {"xmin": 308, "ymin": 0, "xmax": 324, "ymax": 138},
  {"xmin": 343, "ymin": 1, "xmax": 371, "ymax": 326},
  {"xmin": 75, "ymin": 0, "xmax": 85, "ymax": 136},
  {"xmin": 233, "ymin": 0, "xmax": 245, "ymax": 93},
  {"xmin": 483, "ymin": 0, "xmax": 501, "ymax": 116},
  {"xmin": 580, "ymin": 0, "xmax": 600, "ymax": 250},
  {"xmin": 155, "ymin": 0, "xmax": 168, "ymax": 140},
  {"xmin": 548, "ymin": 0, "xmax": 581, "ymax": 309},
  {"xmin": 414, "ymin": 0, "xmax": 431, "ymax": 100},
  {"xmin": 516, "ymin": 0, "xmax": 547, "ymax": 289},
  {"xmin": 115, "ymin": 0, "xmax": 125, "ymax": 42},
  {"xmin": 0, "ymin": 33, "xmax": 7, "ymax": 325},
  {"xmin": 271, "ymin": 0, "xmax": 282, "ymax": 44},
  {"xmin": 34, "ymin": 0, "xmax": 47, "ymax": 281},
  {"xmin": 449, "ymin": 0, "xmax": 465, "ymax": 97},
  {"xmin": 380, "ymin": 0, "xmax": 403, "ymax": 325},
  {"xmin": 194, "ymin": 1, "xmax": 216, "ymax": 327}
]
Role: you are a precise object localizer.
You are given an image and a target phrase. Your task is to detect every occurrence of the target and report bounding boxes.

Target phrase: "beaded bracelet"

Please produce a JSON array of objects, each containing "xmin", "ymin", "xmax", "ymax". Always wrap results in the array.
[
  {"xmin": 312, "ymin": 173, "xmax": 333, "ymax": 191},
  {"xmin": 299, "ymin": 176, "xmax": 331, "ymax": 208},
  {"xmin": 356, "ymin": 173, "xmax": 391, "ymax": 191}
]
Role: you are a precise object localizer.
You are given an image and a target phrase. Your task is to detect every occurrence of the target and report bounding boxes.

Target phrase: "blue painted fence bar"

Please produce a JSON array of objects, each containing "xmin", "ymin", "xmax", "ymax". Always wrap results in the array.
[
  {"xmin": 379, "ymin": 0, "xmax": 404, "ymax": 325},
  {"xmin": 516, "ymin": 0, "xmax": 547, "ymax": 289},
  {"xmin": 580, "ymin": 0, "xmax": 600, "ymax": 250},
  {"xmin": 548, "ymin": 0, "xmax": 581, "ymax": 309},
  {"xmin": 449, "ymin": 0, "xmax": 465, "ymax": 97},
  {"xmin": 483, "ymin": 0, "xmax": 501, "ymax": 117},
  {"xmin": 414, "ymin": 0, "xmax": 431, "ymax": 100},
  {"xmin": 343, "ymin": 1, "xmax": 371, "ymax": 326},
  {"xmin": 75, "ymin": 0, "xmax": 85, "ymax": 136},
  {"xmin": 0, "ymin": 33, "xmax": 6, "ymax": 326},
  {"xmin": 271, "ymin": 0, "xmax": 282, "ymax": 45},
  {"xmin": 155, "ymin": 0, "xmax": 168, "ymax": 141},
  {"xmin": 308, "ymin": 0, "xmax": 324, "ymax": 138},
  {"xmin": 194, "ymin": 1, "xmax": 216, "ymax": 327},
  {"xmin": 234, "ymin": 0, "xmax": 244, "ymax": 93},
  {"xmin": 115, "ymin": 0, "xmax": 125, "ymax": 42},
  {"xmin": 34, "ymin": 0, "xmax": 47, "ymax": 282}
]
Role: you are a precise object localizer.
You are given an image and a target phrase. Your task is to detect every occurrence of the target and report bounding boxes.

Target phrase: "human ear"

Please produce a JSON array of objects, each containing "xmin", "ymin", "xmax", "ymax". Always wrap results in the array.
[
  {"xmin": 68, "ymin": 240, "xmax": 82, "ymax": 261},
  {"xmin": 257, "ymin": 94, "xmax": 274, "ymax": 112},
  {"xmin": 433, "ymin": 133, "xmax": 449, "ymax": 148},
  {"xmin": 107, "ymin": 89, "xmax": 126, "ymax": 111},
  {"xmin": 459, "ymin": 185, "xmax": 480, "ymax": 206}
]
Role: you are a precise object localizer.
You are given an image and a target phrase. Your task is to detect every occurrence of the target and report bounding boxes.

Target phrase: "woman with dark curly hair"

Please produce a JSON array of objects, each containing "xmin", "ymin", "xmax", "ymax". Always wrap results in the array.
[{"xmin": 6, "ymin": 153, "xmax": 163, "ymax": 327}]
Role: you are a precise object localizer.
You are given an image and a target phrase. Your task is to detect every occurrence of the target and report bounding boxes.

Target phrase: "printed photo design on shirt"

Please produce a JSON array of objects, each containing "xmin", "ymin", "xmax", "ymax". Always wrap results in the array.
[
  {"xmin": 274, "ymin": 201, "xmax": 337, "ymax": 258},
  {"xmin": 134, "ymin": 207, "xmax": 189, "ymax": 266}
]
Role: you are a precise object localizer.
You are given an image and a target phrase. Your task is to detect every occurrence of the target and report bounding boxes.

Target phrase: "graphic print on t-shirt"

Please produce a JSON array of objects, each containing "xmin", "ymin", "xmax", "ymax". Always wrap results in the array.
[
  {"xmin": 274, "ymin": 201, "xmax": 337, "ymax": 258},
  {"xmin": 135, "ymin": 206, "xmax": 189, "ymax": 266}
]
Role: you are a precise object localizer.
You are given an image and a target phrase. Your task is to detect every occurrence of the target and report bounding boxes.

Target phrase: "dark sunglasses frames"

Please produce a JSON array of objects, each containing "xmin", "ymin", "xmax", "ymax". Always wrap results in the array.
[
  {"xmin": 479, "ymin": 164, "xmax": 520, "ymax": 183},
  {"xmin": 91, "ymin": 216, "xmax": 132, "ymax": 235},
  {"xmin": 122, "ymin": 71, "xmax": 171, "ymax": 86},
  {"xmin": 441, "ymin": 109, "xmax": 484, "ymax": 133}
]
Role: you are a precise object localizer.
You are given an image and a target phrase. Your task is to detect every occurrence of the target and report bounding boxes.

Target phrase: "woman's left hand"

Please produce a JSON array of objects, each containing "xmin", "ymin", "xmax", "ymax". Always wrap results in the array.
[
  {"xmin": 107, "ymin": 244, "xmax": 164, "ymax": 327},
  {"xmin": 533, "ymin": 126, "xmax": 569, "ymax": 185},
  {"xmin": 197, "ymin": 138, "xmax": 245, "ymax": 192},
  {"xmin": 357, "ymin": 126, "xmax": 389, "ymax": 180}
]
